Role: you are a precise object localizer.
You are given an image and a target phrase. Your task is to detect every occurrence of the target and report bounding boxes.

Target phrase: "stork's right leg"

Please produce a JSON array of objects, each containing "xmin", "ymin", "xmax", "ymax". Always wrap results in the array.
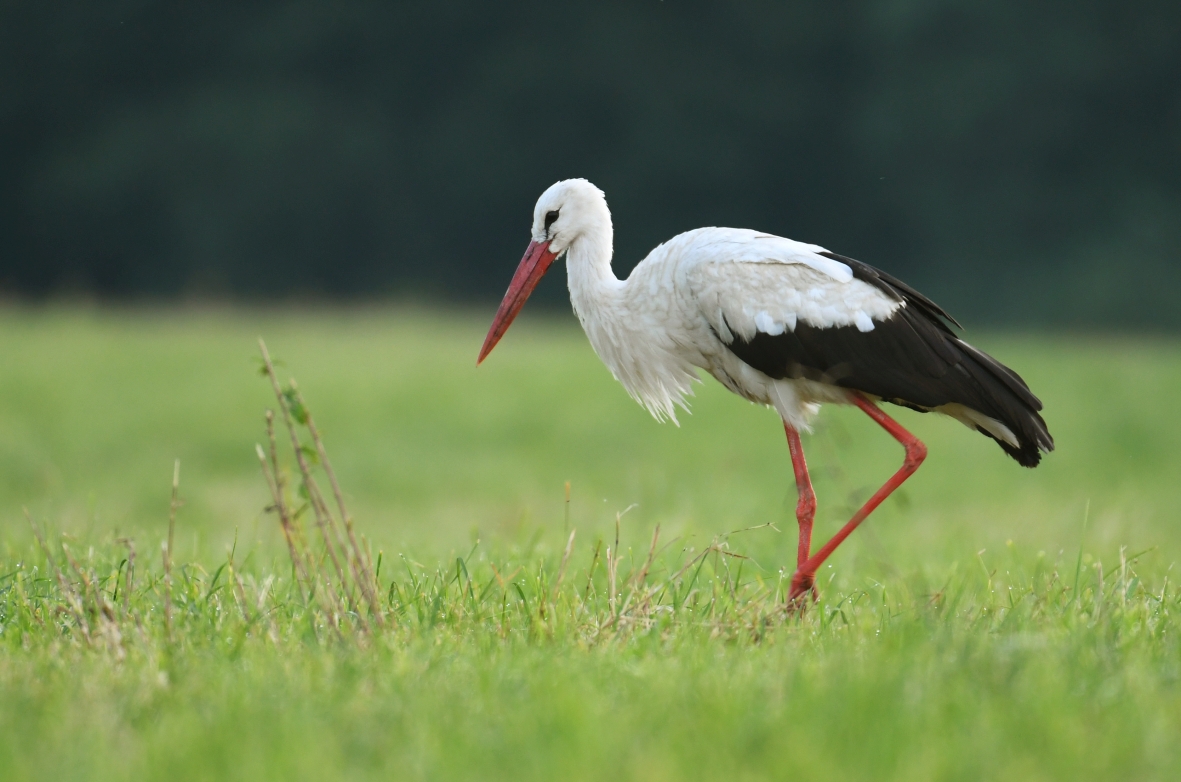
[
  {"xmin": 784, "ymin": 422, "xmax": 816, "ymax": 571},
  {"xmin": 787, "ymin": 394, "xmax": 927, "ymax": 608}
]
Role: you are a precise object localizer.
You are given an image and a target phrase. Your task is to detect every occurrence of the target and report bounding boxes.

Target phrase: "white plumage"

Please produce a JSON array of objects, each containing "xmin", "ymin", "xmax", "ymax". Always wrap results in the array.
[
  {"xmin": 553, "ymin": 181, "xmax": 902, "ymax": 429},
  {"xmin": 479, "ymin": 178, "xmax": 1052, "ymax": 604}
]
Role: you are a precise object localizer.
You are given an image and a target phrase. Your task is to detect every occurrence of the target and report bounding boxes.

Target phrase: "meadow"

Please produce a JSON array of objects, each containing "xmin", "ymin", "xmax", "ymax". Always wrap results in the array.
[{"xmin": 1, "ymin": 306, "xmax": 1180, "ymax": 781}]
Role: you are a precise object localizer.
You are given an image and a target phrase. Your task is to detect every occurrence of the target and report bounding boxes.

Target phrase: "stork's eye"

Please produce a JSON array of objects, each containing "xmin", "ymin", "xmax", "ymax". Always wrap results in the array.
[{"xmin": 544, "ymin": 210, "xmax": 560, "ymax": 230}]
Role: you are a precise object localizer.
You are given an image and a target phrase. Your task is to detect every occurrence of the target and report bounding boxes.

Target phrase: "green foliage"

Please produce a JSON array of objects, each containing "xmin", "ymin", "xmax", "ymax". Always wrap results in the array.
[
  {"xmin": 282, "ymin": 387, "xmax": 309, "ymax": 427},
  {"xmin": 1, "ymin": 531, "xmax": 1179, "ymax": 780},
  {"xmin": 1, "ymin": 307, "xmax": 1181, "ymax": 779}
]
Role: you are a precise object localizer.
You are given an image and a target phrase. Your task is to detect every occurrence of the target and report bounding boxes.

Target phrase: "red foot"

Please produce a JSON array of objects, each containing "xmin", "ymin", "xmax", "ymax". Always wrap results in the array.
[{"xmin": 787, "ymin": 569, "xmax": 818, "ymax": 609}]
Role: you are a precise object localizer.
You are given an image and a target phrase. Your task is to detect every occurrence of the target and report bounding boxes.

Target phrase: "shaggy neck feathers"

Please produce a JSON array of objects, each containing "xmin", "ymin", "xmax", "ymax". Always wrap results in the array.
[{"xmin": 564, "ymin": 214, "xmax": 698, "ymax": 423}]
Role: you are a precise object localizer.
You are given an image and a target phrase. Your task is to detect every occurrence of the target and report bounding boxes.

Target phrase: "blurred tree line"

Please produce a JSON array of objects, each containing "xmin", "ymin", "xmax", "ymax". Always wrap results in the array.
[{"xmin": 1, "ymin": 1, "xmax": 1178, "ymax": 326}]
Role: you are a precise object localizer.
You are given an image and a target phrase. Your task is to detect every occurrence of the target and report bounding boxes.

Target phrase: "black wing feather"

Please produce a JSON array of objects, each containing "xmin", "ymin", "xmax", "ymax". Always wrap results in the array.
[
  {"xmin": 723, "ymin": 254, "xmax": 1054, "ymax": 467},
  {"xmin": 820, "ymin": 251, "xmax": 962, "ymax": 331}
]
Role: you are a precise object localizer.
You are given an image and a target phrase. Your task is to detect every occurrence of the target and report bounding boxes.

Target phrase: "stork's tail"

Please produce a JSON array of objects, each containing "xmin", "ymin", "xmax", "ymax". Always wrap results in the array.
[{"xmin": 949, "ymin": 341, "xmax": 1054, "ymax": 468}]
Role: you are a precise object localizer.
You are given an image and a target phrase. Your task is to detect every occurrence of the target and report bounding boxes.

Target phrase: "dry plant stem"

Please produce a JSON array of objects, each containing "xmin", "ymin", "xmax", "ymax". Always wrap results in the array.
[
  {"xmin": 255, "ymin": 575, "xmax": 281, "ymax": 642},
  {"xmin": 301, "ymin": 458, "xmax": 361, "ymax": 625},
  {"xmin": 667, "ymin": 543, "xmax": 724, "ymax": 587},
  {"xmin": 1120, "ymin": 547, "xmax": 1128, "ymax": 612},
  {"xmin": 608, "ymin": 513, "xmax": 623, "ymax": 614},
  {"xmin": 310, "ymin": 485, "xmax": 358, "ymax": 615},
  {"xmin": 258, "ymin": 339, "xmax": 359, "ymax": 624},
  {"xmin": 255, "ymin": 439, "xmax": 312, "ymax": 602},
  {"xmin": 26, "ymin": 508, "xmax": 91, "ymax": 644},
  {"xmin": 264, "ymin": 412, "xmax": 323, "ymax": 606},
  {"xmin": 564, "ymin": 480, "xmax": 571, "ymax": 536},
  {"xmin": 609, "ymin": 550, "xmax": 618, "ymax": 618},
  {"xmin": 293, "ymin": 386, "xmax": 382, "ymax": 626},
  {"xmin": 120, "ymin": 538, "xmax": 135, "ymax": 615},
  {"xmin": 623, "ymin": 529, "xmax": 668, "ymax": 620},
  {"xmin": 62, "ymin": 543, "xmax": 124, "ymax": 658},
  {"xmin": 292, "ymin": 382, "xmax": 383, "ymax": 624},
  {"xmin": 260, "ymin": 423, "xmax": 344, "ymax": 630},
  {"xmin": 584, "ymin": 540, "xmax": 602, "ymax": 601},
  {"xmin": 551, "ymin": 530, "xmax": 577, "ymax": 601},
  {"xmin": 362, "ymin": 536, "xmax": 377, "ymax": 586},
  {"xmin": 14, "ymin": 569, "xmax": 41, "ymax": 627},
  {"xmin": 226, "ymin": 548, "xmax": 252, "ymax": 623},
  {"xmin": 632, "ymin": 525, "xmax": 661, "ymax": 589},
  {"xmin": 163, "ymin": 459, "xmax": 179, "ymax": 643},
  {"xmin": 62, "ymin": 543, "xmax": 117, "ymax": 625},
  {"xmin": 259, "ymin": 342, "xmax": 356, "ymax": 617},
  {"xmin": 1095, "ymin": 561, "xmax": 1104, "ymax": 619},
  {"xmin": 259, "ymin": 413, "xmax": 344, "ymax": 633},
  {"xmin": 607, "ymin": 545, "xmax": 617, "ymax": 617}
]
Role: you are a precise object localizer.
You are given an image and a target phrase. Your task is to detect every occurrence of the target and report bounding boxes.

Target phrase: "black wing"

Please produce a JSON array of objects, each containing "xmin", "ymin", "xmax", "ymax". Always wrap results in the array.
[{"xmin": 722, "ymin": 252, "xmax": 1054, "ymax": 467}]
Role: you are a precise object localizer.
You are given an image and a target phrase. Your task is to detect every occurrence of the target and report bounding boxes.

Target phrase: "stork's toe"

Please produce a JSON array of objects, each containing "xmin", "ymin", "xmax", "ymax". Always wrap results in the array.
[{"xmin": 787, "ymin": 570, "xmax": 818, "ymax": 610}]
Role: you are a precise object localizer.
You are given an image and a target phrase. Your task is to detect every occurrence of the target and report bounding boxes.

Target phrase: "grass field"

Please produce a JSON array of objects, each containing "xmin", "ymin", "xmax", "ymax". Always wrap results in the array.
[{"xmin": 2, "ymin": 306, "xmax": 1181, "ymax": 780}]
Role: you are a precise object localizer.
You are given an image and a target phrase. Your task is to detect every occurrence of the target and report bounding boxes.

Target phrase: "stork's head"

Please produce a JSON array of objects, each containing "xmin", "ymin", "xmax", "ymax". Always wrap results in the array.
[{"xmin": 478, "ymin": 179, "xmax": 611, "ymax": 364}]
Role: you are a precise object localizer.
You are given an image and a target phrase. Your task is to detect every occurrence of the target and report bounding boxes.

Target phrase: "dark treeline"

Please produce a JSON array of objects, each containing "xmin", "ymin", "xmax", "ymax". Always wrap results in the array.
[{"xmin": 2, "ymin": 2, "xmax": 1178, "ymax": 326}]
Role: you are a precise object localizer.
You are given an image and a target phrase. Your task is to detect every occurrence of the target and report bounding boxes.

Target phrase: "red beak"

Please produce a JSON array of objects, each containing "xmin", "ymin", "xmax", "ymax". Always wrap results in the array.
[{"xmin": 477, "ymin": 239, "xmax": 560, "ymax": 364}]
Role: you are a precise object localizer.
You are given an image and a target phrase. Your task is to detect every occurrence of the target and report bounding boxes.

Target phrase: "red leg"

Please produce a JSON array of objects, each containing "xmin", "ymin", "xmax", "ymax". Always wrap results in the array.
[
  {"xmin": 788, "ymin": 395, "xmax": 927, "ymax": 605},
  {"xmin": 784, "ymin": 422, "xmax": 816, "ymax": 569}
]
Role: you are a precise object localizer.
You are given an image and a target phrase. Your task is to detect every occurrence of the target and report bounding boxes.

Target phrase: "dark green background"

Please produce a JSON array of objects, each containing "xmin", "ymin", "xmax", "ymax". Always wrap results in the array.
[{"xmin": 2, "ymin": 2, "xmax": 1178, "ymax": 326}]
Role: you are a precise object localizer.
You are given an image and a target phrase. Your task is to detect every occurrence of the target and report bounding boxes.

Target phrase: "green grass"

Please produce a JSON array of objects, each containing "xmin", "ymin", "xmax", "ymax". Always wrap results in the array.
[{"xmin": 2, "ymin": 306, "xmax": 1181, "ymax": 781}]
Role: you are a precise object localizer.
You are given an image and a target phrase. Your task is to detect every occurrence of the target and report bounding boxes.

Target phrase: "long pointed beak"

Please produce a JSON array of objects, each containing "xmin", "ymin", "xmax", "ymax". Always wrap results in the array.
[{"xmin": 477, "ymin": 239, "xmax": 560, "ymax": 364}]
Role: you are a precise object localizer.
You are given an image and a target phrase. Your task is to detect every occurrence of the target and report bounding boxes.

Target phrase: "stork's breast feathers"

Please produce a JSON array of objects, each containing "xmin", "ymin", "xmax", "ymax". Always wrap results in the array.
[{"xmin": 686, "ymin": 259, "xmax": 903, "ymax": 344}]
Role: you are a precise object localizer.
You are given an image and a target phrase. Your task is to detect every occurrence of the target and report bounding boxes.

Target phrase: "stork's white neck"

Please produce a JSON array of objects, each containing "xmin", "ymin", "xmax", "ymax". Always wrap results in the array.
[
  {"xmin": 565, "ymin": 220, "xmax": 622, "ymax": 326},
  {"xmin": 562, "ymin": 211, "xmax": 699, "ymax": 423}
]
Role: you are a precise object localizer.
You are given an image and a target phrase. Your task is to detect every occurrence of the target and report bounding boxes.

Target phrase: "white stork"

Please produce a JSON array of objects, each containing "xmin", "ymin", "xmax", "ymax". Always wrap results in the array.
[{"xmin": 478, "ymin": 179, "xmax": 1053, "ymax": 604}]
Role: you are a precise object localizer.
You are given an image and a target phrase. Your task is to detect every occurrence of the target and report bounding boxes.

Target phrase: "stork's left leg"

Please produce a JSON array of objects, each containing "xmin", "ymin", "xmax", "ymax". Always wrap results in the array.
[
  {"xmin": 783, "ymin": 422, "xmax": 817, "ymax": 571},
  {"xmin": 788, "ymin": 394, "xmax": 927, "ymax": 605}
]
